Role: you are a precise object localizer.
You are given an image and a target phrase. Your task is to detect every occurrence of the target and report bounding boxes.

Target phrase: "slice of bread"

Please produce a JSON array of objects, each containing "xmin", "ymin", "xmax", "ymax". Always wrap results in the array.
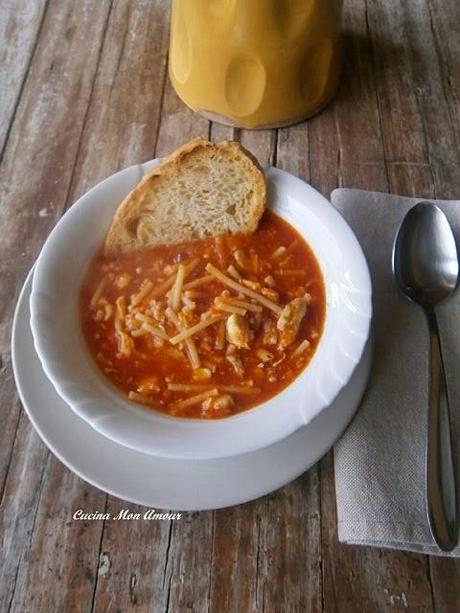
[{"xmin": 104, "ymin": 138, "xmax": 266, "ymax": 254}]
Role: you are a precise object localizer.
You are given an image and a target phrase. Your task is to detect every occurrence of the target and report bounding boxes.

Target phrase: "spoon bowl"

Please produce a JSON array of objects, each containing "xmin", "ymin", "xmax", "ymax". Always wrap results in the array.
[{"xmin": 393, "ymin": 202, "xmax": 458, "ymax": 307}]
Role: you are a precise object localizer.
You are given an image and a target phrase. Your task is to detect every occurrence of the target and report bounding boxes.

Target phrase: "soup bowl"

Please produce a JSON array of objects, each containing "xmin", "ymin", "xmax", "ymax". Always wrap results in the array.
[{"xmin": 30, "ymin": 161, "xmax": 372, "ymax": 459}]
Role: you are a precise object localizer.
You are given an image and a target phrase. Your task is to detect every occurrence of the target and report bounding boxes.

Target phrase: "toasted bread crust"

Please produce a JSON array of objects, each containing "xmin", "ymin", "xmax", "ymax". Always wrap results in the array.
[{"xmin": 104, "ymin": 138, "xmax": 266, "ymax": 255}]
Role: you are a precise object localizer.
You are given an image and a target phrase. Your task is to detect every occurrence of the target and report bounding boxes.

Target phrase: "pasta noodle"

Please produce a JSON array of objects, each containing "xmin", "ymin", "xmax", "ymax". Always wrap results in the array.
[
  {"xmin": 277, "ymin": 269, "xmax": 306, "ymax": 276},
  {"xmin": 218, "ymin": 385, "xmax": 260, "ymax": 395},
  {"xmin": 285, "ymin": 239, "xmax": 299, "ymax": 254},
  {"xmin": 128, "ymin": 391, "xmax": 155, "ymax": 405},
  {"xmin": 130, "ymin": 328, "xmax": 148, "ymax": 338},
  {"xmin": 227, "ymin": 264, "xmax": 241, "ymax": 280},
  {"xmin": 166, "ymin": 308, "xmax": 201, "ymax": 369},
  {"xmin": 134, "ymin": 312, "xmax": 156, "ymax": 325},
  {"xmin": 278, "ymin": 254, "xmax": 293, "ymax": 267},
  {"xmin": 115, "ymin": 296, "xmax": 126, "ymax": 331},
  {"xmin": 214, "ymin": 299, "xmax": 247, "ymax": 315},
  {"xmin": 219, "ymin": 297, "xmax": 263, "ymax": 313},
  {"xmin": 205, "ymin": 263, "xmax": 283, "ymax": 315},
  {"xmin": 271, "ymin": 246, "xmax": 286, "ymax": 260},
  {"xmin": 149, "ymin": 274, "xmax": 177, "ymax": 299},
  {"xmin": 150, "ymin": 258, "xmax": 200, "ymax": 300},
  {"xmin": 184, "ymin": 289, "xmax": 207, "ymax": 299},
  {"xmin": 167, "ymin": 383, "xmax": 260, "ymax": 395},
  {"xmin": 169, "ymin": 313, "xmax": 224, "ymax": 345},
  {"xmin": 183, "ymin": 274, "xmax": 214, "ymax": 290},
  {"xmin": 181, "ymin": 295, "xmax": 196, "ymax": 309},
  {"xmin": 131, "ymin": 280, "xmax": 154, "ymax": 307},
  {"xmin": 292, "ymin": 339, "xmax": 311, "ymax": 357},
  {"xmin": 170, "ymin": 264, "xmax": 185, "ymax": 311},
  {"xmin": 141, "ymin": 322, "xmax": 170, "ymax": 341},
  {"xmin": 90, "ymin": 273, "xmax": 113, "ymax": 307},
  {"xmin": 167, "ymin": 383, "xmax": 211, "ymax": 392},
  {"xmin": 215, "ymin": 320, "xmax": 226, "ymax": 350},
  {"xmin": 170, "ymin": 388, "xmax": 218, "ymax": 411}
]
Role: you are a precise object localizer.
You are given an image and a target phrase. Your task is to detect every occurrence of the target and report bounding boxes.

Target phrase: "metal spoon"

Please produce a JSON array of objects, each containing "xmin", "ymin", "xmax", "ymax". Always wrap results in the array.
[{"xmin": 393, "ymin": 201, "xmax": 459, "ymax": 551}]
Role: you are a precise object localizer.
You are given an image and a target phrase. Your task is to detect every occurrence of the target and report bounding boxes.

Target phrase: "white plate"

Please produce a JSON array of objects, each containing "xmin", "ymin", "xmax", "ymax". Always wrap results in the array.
[
  {"xmin": 13, "ymin": 270, "xmax": 371, "ymax": 510},
  {"xmin": 29, "ymin": 160, "xmax": 372, "ymax": 459}
]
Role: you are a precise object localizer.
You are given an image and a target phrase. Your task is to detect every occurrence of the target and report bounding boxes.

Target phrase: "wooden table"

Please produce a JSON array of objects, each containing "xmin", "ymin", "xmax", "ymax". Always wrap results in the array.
[{"xmin": 1, "ymin": 1, "xmax": 459, "ymax": 611}]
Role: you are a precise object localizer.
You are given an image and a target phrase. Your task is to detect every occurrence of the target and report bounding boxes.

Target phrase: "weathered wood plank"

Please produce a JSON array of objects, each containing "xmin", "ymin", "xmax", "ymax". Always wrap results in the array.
[
  {"xmin": 366, "ymin": 0, "xmax": 429, "ymax": 164},
  {"xmin": 239, "ymin": 129, "xmax": 277, "ymax": 167},
  {"xmin": 337, "ymin": 0, "xmax": 386, "ymax": 166},
  {"xmin": 0, "ymin": 0, "xmax": 113, "ymax": 609},
  {"xmin": 207, "ymin": 475, "xmax": 322, "ymax": 613},
  {"xmin": 208, "ymin": 503, "xmax": 259, "ymax": 613},
  {"xmin": 210, "ymin": 123, "xmax": 235, "ymax": 143},
  {"xmin": 260, "ymin": 474, "xmax": 322, "ymax": 613},
  {"xmin": 161, "ymin": 510, "xmax": 214, "ymax": 613},
  {"xmin": 210, "ymin": 124, "xmax": 320, "ymax": 613},
  {"xmin": 387, "ymin": 162, "xmax": 435, "ymax": 199},
  {"xmin": 212, "ymin": 123, "xmax": 278, "ymax": 169},
  {"xmin": 3, "ymin": 4, "xmax": 175, "ymax": 613},
  {"xmin": 399, "ymin": 0, "xmax": 460, "ymax": 201},
  {"xmin": 0, "ymin": 353, "xmax": 21, "ymax": 504},
  {"xmin": 429, "ymin": 558, "xmax": 460, "ymax": 613},
  {"xmin": 308, "ymin": 106, "xmax": 340, "ymax": 197},
  {"xmin": 8, "ymin": 457, "xmax": 106, "ymax": 613},
  {"xmin": 93, "ymin": 507, "xmax": 213, "ymax": 613},
  {"xmin": 91, "ymin": 501, "xmax": 175, "ymax": 613},
  {"xmin": 277, "ymin": 123, "xmax": 310, "ymax": 182},
  {"xmin": 400, "ymin": 0, "xmax": 459, "ymax": 167},
  {"xmin": 155, "ymin": 79, "xmax": 210, "ymax": 157},
  {"xmin": 427, "ymin": 0, "xmax": 460, "ymax": 163},
  {"xmin": 68, "ymin": 0, "xmax": 171, "ymax": 203},
  {"xmin": 0, "ymin": 0, "xmax": 48, "ymax": 156},
  {"xmin": 334, "ymin": 0, "xmax": 388, "ymax": 190},
  {"xmin": 0, "ymin": 0, "xmax": 112, "ymax": 352},
  {"xmin": 0, "ymin": 0, "xmax": 113, "ymax": 481},
  {"xmin": 0, "ymin": 412, "xmax": 50, "ymax": 612}
]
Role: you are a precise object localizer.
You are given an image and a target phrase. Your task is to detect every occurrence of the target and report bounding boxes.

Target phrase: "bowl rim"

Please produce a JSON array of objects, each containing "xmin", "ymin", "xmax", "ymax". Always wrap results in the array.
[{"xmin": 29, "ymin": 160, "xmax": 372, "ymax": 459}]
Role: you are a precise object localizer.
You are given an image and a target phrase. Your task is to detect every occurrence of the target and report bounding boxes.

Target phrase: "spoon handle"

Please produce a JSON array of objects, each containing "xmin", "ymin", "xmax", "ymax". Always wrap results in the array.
[{"xmin": 426, "ymin": 309, "xmax": 458, "ymax": 551}]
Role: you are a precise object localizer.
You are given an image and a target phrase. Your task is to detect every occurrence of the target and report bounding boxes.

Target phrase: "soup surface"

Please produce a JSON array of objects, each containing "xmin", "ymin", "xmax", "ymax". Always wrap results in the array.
[{"xmin": 80, "ymin": 211, "xmax": 326, "ymax": 418}]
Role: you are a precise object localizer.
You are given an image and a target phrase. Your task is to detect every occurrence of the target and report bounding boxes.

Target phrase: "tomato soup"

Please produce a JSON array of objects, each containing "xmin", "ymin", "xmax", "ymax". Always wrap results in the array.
[{"xmin": 80, "ymin": 211, "xmax": 326, "ymax": 419}]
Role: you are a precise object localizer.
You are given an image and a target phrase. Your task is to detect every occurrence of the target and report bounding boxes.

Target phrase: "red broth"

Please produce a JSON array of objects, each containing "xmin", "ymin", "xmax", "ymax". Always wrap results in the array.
[{"xmin": 80, "ymin": 210, "xmax": 326, "ymax": 418}]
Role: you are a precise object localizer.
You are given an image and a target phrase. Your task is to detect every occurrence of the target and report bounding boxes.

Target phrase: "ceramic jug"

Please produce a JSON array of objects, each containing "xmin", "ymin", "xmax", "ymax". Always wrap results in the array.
[{"xmin": 169, "ymin": 0, "xmax": 343, "ymax": 129}]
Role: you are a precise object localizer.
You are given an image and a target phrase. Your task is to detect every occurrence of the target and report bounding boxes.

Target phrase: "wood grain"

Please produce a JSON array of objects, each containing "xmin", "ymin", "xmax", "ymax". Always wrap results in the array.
[
  {"xmin": 7, "ymin": 454, "xmax": 106, "ymax": 613},
  {"xmin": 0, "ymin": 414, "xmax": 50, "ymax": 612},
  {"xmin": 0, "ymin": 0, "xmax": 112, "ymax": 352},
  {"xmin": 1, "ymin": 0, "xmax": 459, "ymax": 611},
  {"xmin": 0, "ymin": 2, "xmax": 113, "ymax": 611},
  {"xmin": 68, "ymin": 0, "xmax": 171, "ymax": 203},
  {"xmin": 0, "ymin": 4, "xmax": 112, "ymax": 606},
  {"xmin": 0, "ymin": 0, "xmax": 48, "ymax": 156}
]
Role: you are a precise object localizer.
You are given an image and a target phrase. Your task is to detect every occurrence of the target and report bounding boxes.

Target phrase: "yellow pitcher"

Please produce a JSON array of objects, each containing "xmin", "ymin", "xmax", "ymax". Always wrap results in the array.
[{"xmin": 169, "ymin": 0, "xmax": 343, "ymax": 129}]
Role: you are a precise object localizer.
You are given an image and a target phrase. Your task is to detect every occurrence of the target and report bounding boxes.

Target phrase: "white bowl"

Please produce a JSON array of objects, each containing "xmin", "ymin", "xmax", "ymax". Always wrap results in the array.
[{"xmin": 30, "ymin": 161, "xmax": 372, "ymax": 459}]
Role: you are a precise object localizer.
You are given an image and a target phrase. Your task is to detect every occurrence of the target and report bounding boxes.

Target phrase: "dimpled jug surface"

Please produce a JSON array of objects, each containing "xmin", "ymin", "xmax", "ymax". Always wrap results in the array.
[{"xmin": 169, "ymin": 0, "xmax": 343, "ymax": 129}]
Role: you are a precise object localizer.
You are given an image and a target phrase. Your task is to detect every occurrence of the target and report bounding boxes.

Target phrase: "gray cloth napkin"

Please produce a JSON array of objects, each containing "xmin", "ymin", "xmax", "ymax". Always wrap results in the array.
[{"xmin": 331, "ymin": 189, "xmax": 460, "ymax": 557}]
